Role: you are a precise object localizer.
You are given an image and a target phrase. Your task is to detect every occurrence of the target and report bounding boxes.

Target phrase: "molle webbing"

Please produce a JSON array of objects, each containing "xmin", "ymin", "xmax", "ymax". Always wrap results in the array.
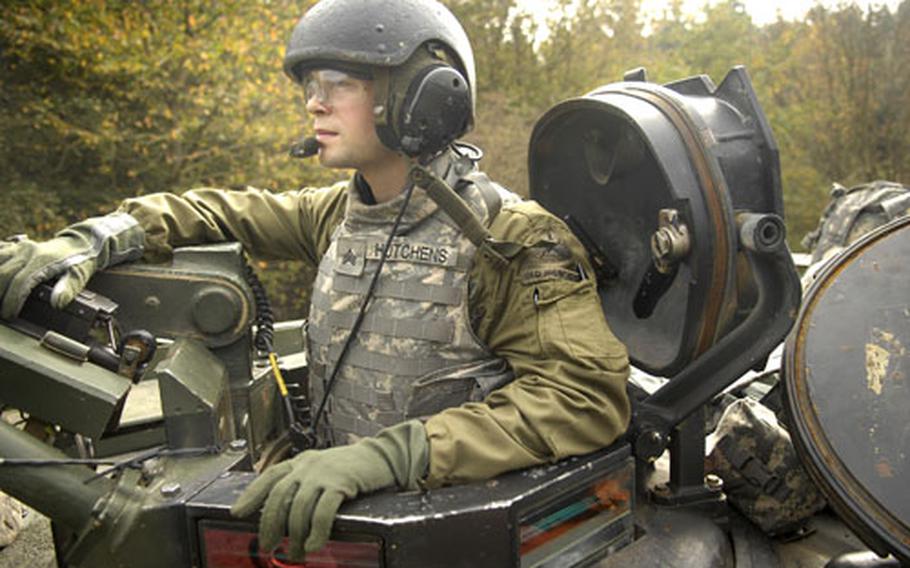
[
  {"xmin": 309, "ymin": 292, "xmax": 457, "ymax": 343},
  {"xmin": 326, "ymin": 311, "xmax": 454, "ymax": 343},
  {"xmin": 310, "ymin": 373, "xmax": 397, "ymax": 407},
  {"xmin": 330, "ymin": 414, "xmax": 386, "ymax": 437},
  {"xmin": 310, "ymin": 342, "xmax": 451, "ymax": 376},
  {"xmin": 307, "ymin": 155, "xmax": 519, "ymax": 444},
  {"xmin": 332, "ymin": 273, "xmax": 463, "ymax": 305}
]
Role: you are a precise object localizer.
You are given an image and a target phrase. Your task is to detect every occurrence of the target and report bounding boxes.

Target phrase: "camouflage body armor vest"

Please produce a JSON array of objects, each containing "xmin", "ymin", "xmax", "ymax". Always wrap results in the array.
[{"xmin": 307, "ymin": 152, "xmax": 517, "ymax": 446}]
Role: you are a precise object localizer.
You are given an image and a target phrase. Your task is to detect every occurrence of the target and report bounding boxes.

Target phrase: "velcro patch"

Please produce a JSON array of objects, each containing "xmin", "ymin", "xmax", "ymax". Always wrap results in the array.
[
  {"xmin": 365, "ymin": 238, "xmax": 458, "ymax": 267},
  {"xmin": 527, "ymin": 241, "xmax": 573, "ymax": 263},
  {"xmin": 520, "ymin": 240, "xmax": 584, "ymax": 284},
  {"xmin": 521, "ymin": 265, "xmax": 583, "ymax": 285},
  {"xmin": 334, "ymin": 238, "xmax": 366, "ymax": 276}
]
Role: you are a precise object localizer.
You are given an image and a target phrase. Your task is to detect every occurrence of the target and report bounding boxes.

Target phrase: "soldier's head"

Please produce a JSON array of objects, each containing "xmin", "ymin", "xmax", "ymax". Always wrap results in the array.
[{"xmin": 284, "ymin": 0, "xmax": 475, "ymax": 168}]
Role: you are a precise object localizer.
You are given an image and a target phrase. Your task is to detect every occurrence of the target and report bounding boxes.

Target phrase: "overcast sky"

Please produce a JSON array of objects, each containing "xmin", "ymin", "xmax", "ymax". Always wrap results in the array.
[
  {"xmin": 518, "ymin": 0, "xmax": 902, "ymax": 28},
  {"xmin": 650, "ymin": 0, "xmax": 900, "ymax": 25}
]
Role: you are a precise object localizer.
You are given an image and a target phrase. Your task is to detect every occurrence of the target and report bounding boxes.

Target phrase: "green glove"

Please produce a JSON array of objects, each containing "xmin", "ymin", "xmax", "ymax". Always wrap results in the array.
[
  {"xmin": 231, "ymin": 420, "xmax": 429, "ymax": 561},
  {"xmin": 0, "ymin": 213, "xmax": 144, "ymax": 320}
]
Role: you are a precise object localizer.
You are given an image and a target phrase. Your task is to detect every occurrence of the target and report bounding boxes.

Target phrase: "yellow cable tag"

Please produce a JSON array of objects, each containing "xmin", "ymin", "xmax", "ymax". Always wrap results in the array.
[{"xmin": 268, "ymin": 352, "xmax": 289, "ymax": 397}]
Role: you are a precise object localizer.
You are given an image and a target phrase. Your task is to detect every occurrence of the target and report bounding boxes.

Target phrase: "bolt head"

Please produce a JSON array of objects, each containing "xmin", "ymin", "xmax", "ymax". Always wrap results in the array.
[
  {"xmin": 160, "ymin": 482, "xmax": 182, "ymax": 498},
  {"xmin": 705, "ymin": 473, "xmax": 724, "ymax": 491},
  {"xmin": 654, "ymin": 231, "xmax": 671, "ymax": 256}
]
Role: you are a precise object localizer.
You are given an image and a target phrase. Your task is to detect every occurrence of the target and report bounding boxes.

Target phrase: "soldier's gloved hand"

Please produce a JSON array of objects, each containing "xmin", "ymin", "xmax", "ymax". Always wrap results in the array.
[
  {"xmin": 231, "ymin": 419, "xmax": 429, "ymax": 561},
  {"xmin": 0, "ymin": 213, "xmax": 144, "ymax": 320}
]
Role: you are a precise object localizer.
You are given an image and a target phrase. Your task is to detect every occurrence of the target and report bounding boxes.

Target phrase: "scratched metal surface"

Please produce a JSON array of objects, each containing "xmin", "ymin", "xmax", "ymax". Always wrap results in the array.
[{"xmin": 785, "ymin": 217, "xmax": 910, "ymax": 563}]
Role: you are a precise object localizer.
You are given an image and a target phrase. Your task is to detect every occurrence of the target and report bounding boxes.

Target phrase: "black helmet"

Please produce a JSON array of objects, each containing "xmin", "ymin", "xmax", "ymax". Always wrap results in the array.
[{"xmin": 284, "ymin": 0, "xmax": 476, "ymax": 157}]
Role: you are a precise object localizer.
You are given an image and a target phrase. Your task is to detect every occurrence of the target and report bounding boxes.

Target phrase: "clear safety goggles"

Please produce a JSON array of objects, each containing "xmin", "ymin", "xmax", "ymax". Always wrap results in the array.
[{"xmin": 301, "ymin": 69, "xmax": 371, "ymax": 107}]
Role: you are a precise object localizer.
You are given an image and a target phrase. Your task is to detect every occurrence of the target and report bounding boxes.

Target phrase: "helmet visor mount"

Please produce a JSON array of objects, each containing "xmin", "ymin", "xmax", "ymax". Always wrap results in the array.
[{"xmin": 301, "ymin": 69, "xmax": 372, "ymax": 110}]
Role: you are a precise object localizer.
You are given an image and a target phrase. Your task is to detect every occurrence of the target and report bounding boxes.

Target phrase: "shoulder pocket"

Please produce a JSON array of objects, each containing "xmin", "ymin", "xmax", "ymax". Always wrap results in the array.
[{"xmin": 534, "ymin": 280, "xmax": 615, "ymax": 360}]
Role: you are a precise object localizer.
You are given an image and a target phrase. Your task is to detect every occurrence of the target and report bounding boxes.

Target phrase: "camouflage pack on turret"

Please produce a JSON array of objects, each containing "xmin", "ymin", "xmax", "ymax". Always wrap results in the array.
[
  {"xmin": 706, "ymin": 398, "xmax": 827, "ymax": 536},
  {"xmin": 0, "ymin": 491, "xmax": 25, "ymax": 548},
  {"xmin": 802, "ymin": 180, "xmax": 910, "ymax": 264}
]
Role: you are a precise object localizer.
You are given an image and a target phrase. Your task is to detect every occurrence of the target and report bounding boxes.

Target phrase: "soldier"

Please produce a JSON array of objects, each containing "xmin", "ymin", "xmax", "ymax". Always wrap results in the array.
[{"xmin": 0, "ymin": 0, "xmax": 630, "ymax": 561}]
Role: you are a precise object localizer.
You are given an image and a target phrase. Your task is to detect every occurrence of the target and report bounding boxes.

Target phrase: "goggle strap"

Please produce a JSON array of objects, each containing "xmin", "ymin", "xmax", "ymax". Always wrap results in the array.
[{"xmin": 372, "ymin": 67, "xmax": 391, "ymax": 127}]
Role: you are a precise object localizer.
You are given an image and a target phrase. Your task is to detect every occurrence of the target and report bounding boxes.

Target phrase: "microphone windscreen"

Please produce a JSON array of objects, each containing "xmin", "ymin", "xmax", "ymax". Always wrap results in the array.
[{"xmin": 289, "ymin": 137, "xmax": 319, "ymax": 159}]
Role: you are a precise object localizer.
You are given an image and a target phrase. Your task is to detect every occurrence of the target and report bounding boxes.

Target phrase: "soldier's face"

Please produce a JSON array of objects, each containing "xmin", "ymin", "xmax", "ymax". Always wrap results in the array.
[{"xmin": 303, "ymin": 70, "xmax": 397, "ymax": 171}]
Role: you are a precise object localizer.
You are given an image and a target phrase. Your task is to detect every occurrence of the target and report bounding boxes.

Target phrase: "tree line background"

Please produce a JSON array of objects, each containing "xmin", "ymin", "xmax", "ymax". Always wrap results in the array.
[{"xmin": 2, "ymin": 0, "xmax": 908, "ymax": 318}]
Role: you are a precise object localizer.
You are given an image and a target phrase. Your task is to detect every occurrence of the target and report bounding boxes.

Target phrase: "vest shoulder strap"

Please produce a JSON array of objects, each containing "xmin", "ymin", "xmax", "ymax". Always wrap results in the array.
[
  {"xmin": 410, "ymin": 165, "xmax": 524, "ymax": 267},
  {"xmin": 461, "ymin": 171, "xmax": 502, "ymax": 227}
]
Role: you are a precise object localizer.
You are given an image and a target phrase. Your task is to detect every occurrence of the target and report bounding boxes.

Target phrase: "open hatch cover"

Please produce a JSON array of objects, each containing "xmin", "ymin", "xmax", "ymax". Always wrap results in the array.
[
  {"xmin": 528, "ymin": 67, "xmax": 784, "ymax": 377},
  {"xmin": 785, "ymin": 217, "xmax": 910, "ymax": 564}
]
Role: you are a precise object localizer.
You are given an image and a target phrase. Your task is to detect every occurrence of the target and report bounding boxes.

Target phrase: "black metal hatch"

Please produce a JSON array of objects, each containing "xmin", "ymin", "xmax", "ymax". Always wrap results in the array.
[
  {"xmin": 784, "ymin": 216, "xmax": 910, "ymax": 564},
  {"xmin": 528, "ymin": 66, "xmax": 801, "ymax": 469},
  {"xmin": 528, "ymin": 66, "xmax": 783, "ymax": 377}
]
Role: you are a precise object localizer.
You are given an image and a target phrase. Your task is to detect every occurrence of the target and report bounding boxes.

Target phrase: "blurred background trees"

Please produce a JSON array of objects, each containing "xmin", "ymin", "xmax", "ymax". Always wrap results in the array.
[{"xmin": 2, "ymin": 0, "xmax": 908, "ymax": 317}]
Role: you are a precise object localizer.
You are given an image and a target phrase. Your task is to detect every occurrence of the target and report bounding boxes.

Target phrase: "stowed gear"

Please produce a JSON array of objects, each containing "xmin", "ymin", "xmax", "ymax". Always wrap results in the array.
[{"xmin": 802, "ymin": 180, "xmax": 910, "ymax": 265}]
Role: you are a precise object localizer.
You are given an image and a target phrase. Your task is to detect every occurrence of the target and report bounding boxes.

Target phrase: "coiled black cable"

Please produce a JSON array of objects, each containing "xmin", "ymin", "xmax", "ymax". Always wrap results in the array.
[
  {"xmin": 244, "ymin": 263, "xmax": 275, "ymax": 354},
  {"xmin": 243, "ymin": 263, "xmax": 303, "ymax": 439}
]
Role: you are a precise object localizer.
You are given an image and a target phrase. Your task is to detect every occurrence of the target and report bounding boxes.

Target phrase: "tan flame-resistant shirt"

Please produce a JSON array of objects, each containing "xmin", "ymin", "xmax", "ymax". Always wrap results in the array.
[{"xmin": 119, "ymin": 178, "xmax": 630, "ymax": 487}]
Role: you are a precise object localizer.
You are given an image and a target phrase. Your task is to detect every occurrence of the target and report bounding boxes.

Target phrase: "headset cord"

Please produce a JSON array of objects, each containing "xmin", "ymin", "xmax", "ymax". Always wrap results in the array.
[
  {"xmin": 243, "ymin": 264, "xmax": 301, "ymax": 435},
  {"xmin": 304, "ymin": 180, "xmax": 417, "ymax": 450}
]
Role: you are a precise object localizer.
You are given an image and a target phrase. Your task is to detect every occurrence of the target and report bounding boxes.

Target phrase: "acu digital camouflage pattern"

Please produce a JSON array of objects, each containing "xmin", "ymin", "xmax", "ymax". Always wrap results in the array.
[
  {"xmin": 707, "ymin": 398, "xmax": 826, "ymax": 535},
  {"xmin": 802, "ymin": 180, "xmax": 910, "ymax": 264},
  {"xmin": 307, "ymin": 151, "xmax": 518, "ymax": 446},
  {"xmin": 0, "ymin": 491, "xmax": 24, "ymax": 547}
]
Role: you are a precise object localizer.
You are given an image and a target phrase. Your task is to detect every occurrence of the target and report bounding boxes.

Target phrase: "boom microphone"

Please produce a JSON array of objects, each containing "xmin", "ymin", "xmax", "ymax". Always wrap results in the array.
[{"xmin": 289, "ymin": 136, "xmax": 319, "ymax": 159}]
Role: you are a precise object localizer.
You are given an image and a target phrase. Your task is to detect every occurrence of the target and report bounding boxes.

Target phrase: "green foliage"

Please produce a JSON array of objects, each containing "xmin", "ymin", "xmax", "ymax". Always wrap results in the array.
[
  {"xmin": 0, "ymin": 0, "xmax": 335, "ymax": 221},
  {"xmin": 0, "ymin": 176, "xmax": 68, "ymax": 239},
  {"xmin": 253, "ymin": 260, "xmax": 316, "ymax": 321},
  {"xmin": 0, "ymin": 0, "xmax": 341, "ymax": 317},
  {"xmin": 2, "ymin": 0, "xmax": 908, "ymax": 306}
]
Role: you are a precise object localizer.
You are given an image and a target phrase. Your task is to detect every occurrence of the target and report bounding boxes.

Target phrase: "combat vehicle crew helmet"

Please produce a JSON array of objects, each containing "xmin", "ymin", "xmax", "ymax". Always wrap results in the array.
[{"xmin": 283, "ymin": 0, "xmax": 476, "ymax": 158}]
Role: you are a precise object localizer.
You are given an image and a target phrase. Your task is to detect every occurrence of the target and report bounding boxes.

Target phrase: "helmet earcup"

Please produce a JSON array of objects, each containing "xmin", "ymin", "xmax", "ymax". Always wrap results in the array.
[{"xmin": 394, "ymin": 64, "xmax": 472, "ymax": 157}]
